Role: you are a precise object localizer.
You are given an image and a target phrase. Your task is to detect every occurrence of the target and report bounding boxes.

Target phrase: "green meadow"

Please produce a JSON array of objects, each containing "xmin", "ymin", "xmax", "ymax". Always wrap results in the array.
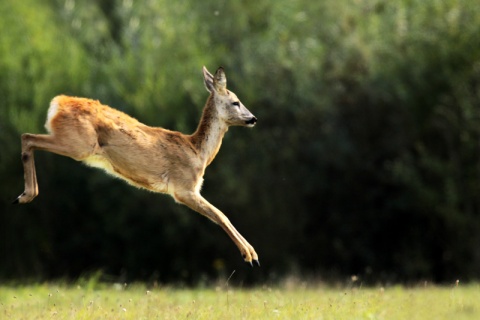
[{"xmin": 1, "ymin": 282, "xmax": 479, "ymax": 319}]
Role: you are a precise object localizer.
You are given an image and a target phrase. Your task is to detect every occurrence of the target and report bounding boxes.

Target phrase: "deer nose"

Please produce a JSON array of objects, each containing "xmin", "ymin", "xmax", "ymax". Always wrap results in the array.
[{"xmin": 245, "ymin": 116, "xmax": 257, "ymax": 126}]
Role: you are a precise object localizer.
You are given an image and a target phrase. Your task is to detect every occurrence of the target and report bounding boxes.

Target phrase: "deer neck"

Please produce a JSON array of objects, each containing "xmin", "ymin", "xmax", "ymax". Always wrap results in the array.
[{"xmin": 190, "ymin": 96, "xmax": 229, "ymax": 165}]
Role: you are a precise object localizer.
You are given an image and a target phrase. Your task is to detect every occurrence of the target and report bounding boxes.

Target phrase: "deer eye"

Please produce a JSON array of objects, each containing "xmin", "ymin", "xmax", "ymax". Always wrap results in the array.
[{"xmin": 232, "ymin": 101, "xmax": 240, "ymax": 107}]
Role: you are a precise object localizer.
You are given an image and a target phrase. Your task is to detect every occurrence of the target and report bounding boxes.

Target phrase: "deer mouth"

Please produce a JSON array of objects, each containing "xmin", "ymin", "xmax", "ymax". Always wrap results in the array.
[{"xmin": 245, "ymin": 117, "xmax": 257, "ymax": 127}]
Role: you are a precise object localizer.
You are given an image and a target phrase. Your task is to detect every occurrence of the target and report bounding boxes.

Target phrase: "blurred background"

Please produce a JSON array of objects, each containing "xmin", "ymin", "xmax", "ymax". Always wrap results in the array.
[{"xmin": 1, "ymin": 0, "xmax": 480, "ymax": 285}]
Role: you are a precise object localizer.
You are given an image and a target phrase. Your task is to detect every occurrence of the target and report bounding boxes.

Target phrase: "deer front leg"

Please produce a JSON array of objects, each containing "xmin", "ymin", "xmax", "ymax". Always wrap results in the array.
[{"xmin": 174, "ymin": 191, "xmax": 260, "ymax": 266}]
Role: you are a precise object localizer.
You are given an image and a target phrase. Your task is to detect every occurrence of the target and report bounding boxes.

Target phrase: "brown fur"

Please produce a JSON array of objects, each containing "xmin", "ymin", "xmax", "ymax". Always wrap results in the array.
[{"xmin": 15, "ymin": 67, "xmax": 259, "ymax": 265}]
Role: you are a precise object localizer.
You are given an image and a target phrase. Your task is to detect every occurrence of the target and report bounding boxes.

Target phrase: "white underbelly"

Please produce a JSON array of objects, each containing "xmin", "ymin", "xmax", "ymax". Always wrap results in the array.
[
  {"xmin": 82, "ymin": 155, "xmax": 169, "ymax": 193},
  {"xmin": 83, "ymin": 155, "xmax": 117, "ymax": 176}
]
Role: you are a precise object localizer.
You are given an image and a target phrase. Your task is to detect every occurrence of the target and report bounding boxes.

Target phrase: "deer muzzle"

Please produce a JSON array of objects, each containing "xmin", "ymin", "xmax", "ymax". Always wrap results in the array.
[{"xmin": 245, "ymin": 117, "xmax": 257, "ymax": 126}]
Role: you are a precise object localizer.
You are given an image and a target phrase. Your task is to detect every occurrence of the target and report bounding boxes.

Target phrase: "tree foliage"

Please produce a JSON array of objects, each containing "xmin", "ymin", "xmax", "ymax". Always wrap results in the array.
[{"xmin": 1, "ymin": 0, "xmax": 480, "ymax": 284}]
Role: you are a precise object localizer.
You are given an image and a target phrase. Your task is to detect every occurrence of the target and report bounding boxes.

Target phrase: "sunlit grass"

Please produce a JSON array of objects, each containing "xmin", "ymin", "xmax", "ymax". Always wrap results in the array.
[{"xmin": 1, "ymin": 281, "xmax": 479, "ymax": 319}]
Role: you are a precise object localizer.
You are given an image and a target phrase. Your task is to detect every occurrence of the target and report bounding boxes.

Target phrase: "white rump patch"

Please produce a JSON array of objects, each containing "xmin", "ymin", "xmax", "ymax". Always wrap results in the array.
[{"xmin": 45, "ymin": 98, "xmax": 60, "ymax": 133}]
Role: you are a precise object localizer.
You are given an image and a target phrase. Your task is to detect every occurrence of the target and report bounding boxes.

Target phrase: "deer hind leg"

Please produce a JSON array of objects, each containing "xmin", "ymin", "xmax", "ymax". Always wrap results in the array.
[
  {"xmin": 174, "ymin": 191, "xmax": 260, "ymax": 266},
  {"xmin": 14, "ymin": 133, "xmax": 93, "ymax": 204}
]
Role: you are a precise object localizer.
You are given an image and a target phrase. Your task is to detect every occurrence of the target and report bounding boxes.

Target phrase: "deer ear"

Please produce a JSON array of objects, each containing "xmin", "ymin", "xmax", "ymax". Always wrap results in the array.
[
  {"xmin": 213, "ymin": 67, "xmax": 227, "ymax": 95},
  {"xmin": 203, "ymin": 66, "xmax": 214, "ymax": 93}
]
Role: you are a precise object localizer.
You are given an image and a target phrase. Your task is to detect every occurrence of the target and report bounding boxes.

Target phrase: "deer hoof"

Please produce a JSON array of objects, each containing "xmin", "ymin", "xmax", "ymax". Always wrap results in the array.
[
  {"xmin": 13, "ymin": 192, "xmax": 36, "ymax": 204},
  {"xmin": 245, "ymin": 259, "xmax": 260, "ymax": 267},
  {"xmin": 12, "ymin": 193, "xmax": 26, "ymax": 204}
]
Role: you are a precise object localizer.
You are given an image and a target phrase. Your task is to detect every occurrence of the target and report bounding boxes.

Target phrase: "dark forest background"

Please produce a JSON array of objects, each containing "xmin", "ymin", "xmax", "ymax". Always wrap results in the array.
[{"xmin": 1, "ymin": 0, "xmax": 480, "ymax": 285}]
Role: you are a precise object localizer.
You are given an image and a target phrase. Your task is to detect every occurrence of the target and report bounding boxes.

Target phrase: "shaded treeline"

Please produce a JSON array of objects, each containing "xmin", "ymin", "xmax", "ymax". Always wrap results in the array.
[{"xmin": 1, "ymin": 0, "xmax": 480, "ymax": 284}]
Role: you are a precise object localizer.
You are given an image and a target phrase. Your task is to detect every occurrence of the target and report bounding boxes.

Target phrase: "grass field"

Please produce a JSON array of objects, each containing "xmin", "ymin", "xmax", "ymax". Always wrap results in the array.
[{"xmin": 1, "ymin": 281, "xmax": 479, "ymax": 319}]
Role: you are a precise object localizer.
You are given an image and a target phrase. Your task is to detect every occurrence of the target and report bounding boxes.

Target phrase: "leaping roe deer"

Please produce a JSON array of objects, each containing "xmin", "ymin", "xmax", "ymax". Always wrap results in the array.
[{"xmin": 14, "ymin": 66, "xmax": 260, "ymax": 266}]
